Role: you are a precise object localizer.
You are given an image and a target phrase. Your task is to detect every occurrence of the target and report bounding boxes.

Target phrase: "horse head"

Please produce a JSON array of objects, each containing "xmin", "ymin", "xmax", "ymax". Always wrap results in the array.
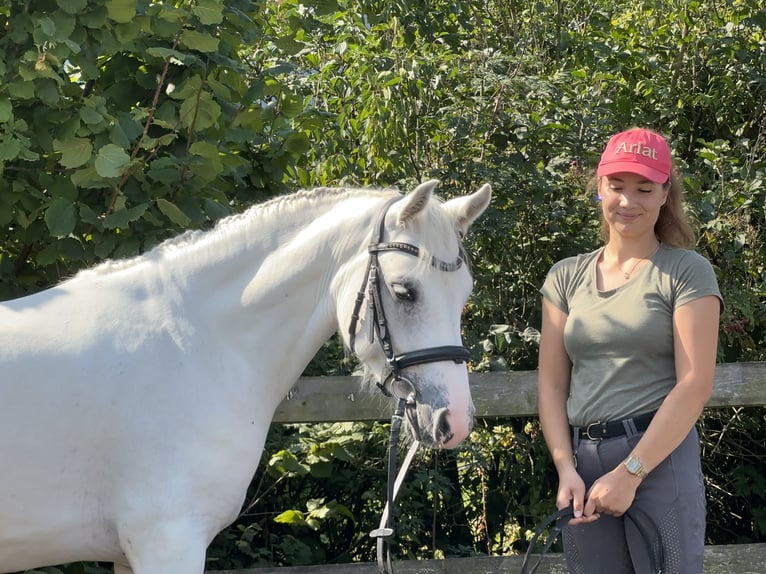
[{"xmin": 339, "ymin": 179, "xmax": 491, "ymax": 449}]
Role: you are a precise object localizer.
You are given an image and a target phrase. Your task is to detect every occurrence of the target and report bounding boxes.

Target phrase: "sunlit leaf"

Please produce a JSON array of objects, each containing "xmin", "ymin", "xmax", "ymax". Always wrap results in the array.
[{"xmin": 274, "ymin": 510, "xmax": 309, "ymax": 527}]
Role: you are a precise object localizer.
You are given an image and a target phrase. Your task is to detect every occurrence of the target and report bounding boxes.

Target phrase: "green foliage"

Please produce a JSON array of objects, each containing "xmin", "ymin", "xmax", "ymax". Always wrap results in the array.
[
  {"xmin": 206, "ymin": 422, "xmax": 394, "ymax": 568},
  {"xmin": 0, "ymin": 0, "xmax": 323, "ymax": 299}
]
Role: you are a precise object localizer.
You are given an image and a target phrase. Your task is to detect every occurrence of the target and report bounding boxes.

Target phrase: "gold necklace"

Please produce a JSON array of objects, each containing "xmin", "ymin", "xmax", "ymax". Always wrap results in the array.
[{"xmin": 621, "ymin": 244, "xmax": 661, "ymax": 279}]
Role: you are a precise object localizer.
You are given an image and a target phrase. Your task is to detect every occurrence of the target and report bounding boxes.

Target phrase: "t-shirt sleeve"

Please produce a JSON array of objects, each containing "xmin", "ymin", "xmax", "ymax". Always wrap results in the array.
[
  {"xmin": 540, "ymin": 257, "xmax": 574, "ymax": 314},
  {"xmin": 673, "ymin": 251, "xmax": 724, "ymax": 311}
]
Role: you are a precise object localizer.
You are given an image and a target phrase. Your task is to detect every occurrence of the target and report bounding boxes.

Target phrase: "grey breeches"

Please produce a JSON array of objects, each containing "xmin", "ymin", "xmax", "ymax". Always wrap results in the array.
[{"xmin": 563, "ymin": 427, "xmax": 705, "ymax": 574}]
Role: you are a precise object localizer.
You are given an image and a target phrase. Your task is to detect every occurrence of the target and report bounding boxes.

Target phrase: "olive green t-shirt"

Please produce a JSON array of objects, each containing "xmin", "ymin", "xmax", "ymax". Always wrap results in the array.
[{"xmin": 540, "ymin": 244, "xmax": 723, "ymax": 426}]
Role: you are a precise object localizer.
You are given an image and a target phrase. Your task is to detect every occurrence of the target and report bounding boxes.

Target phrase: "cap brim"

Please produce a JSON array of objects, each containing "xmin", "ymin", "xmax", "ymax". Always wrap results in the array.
[{"xmin": 597, "ymin": 161, "xmax": 668, "ymax": 183}]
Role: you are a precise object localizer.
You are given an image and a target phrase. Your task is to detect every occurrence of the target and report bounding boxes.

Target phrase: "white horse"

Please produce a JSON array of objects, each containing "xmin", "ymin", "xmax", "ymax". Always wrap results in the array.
[{"xmin": 0, "ymin": 179, "xmax": 491, "ymax": 574}]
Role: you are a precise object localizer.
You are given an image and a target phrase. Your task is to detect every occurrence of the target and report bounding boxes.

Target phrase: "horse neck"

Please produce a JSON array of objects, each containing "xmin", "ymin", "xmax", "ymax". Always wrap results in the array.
[{"xmin": 173, "ymin": 191, "xmax": 390, "ymax": 384}]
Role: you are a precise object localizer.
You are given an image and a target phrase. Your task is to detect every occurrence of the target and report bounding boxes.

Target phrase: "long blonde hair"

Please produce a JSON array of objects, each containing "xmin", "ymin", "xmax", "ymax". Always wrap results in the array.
[{"xmin": 592, "ymin": 169, "xmax": 696, "ymax": 249}]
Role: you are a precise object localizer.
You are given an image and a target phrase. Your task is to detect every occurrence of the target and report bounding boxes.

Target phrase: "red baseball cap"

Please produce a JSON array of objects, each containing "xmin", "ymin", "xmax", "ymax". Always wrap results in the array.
[{"xmin": 597, "ymin": 128, "xmax": 672, "ymax": 183}]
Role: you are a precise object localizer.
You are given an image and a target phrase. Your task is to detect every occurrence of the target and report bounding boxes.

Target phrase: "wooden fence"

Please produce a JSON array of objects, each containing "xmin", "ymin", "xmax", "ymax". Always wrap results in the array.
[{"xmin": 209, "ymin": 362, "xmax": 766, "ymax": 574}]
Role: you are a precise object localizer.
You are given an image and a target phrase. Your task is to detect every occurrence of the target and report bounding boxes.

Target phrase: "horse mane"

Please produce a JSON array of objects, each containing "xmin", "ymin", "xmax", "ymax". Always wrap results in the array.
[
  {"xmin": 82, "ymin": 184, "xmax": 465, "ymax": 279},
  {"xmin": 83, "ymin": 185, "xmax": 398, "ymax": 276}
]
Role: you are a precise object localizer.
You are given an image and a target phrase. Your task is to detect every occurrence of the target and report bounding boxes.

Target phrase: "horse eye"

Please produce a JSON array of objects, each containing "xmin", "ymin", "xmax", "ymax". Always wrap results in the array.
[{"xmin": 391, "ymin": 282, "xmax": 416, "ymax": 302}]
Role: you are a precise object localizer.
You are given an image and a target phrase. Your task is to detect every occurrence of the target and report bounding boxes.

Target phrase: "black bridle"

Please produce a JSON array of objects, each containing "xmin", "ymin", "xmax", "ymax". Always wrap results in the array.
[
  {"xmin": 347, "ymin": 195, "xmax": 471, "ymax": 573},
  {"xmin": 348, "ymin": 195, "xmax": 471, "ymax": 394}
]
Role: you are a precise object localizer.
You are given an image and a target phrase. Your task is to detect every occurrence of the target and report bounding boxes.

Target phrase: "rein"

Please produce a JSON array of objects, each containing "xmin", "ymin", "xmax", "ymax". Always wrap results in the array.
[
  {"xmin": 347, "ymin": 195, "xmax": 470, "ymax": 574},
  {"xmin": 520, "ymin": 504, "xmax": 665, "ymax": 574},
  {"xmin": 369, "ymin": 398, "xmax": 420, "ymax": 574}
]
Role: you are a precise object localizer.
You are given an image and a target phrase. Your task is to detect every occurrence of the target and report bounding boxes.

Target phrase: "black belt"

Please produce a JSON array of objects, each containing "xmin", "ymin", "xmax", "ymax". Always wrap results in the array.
[{"xmin": 572, "ymin": 410, "xmax": 656, "ymax": 441}]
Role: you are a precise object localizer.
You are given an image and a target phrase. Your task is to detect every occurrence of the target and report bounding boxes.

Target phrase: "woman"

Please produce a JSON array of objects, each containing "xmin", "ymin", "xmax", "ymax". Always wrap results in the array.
[{"xmin": 537, "ymin": 127, "xmax": 723, "ymax": 573}]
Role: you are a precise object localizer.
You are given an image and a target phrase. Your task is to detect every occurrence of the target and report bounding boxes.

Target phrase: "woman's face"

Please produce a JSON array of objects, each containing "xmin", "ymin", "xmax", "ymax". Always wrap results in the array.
[{"xmin": 599, "ymin": 172, "xmax": 669, "ymax": 240}]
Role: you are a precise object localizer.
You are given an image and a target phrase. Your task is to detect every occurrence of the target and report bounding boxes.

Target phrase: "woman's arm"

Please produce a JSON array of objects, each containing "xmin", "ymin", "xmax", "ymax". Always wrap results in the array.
[
  {"xmin": 538, "ymin": 297, "xmax": 590, "ymax": 517},
  {"xmin": 582, "ymin": 295, "xmax": 720, "ymax": 517},
  {"xmin": 629, "ymin": 294, "xmax": 720, "ymax": 472}
]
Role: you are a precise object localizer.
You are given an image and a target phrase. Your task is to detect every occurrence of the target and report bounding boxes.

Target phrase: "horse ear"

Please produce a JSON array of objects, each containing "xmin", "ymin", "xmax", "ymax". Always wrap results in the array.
[
  {"xmin": 442, "ymin": 183, "xmax": 492, "ymax": 237},
  {"xmin": 397, "ymin": 179, "xmax": 439, "ymax": 226}
]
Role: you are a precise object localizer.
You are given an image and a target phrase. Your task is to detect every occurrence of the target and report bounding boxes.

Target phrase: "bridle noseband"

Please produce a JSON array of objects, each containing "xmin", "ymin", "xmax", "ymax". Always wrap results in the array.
[{"xmin": 347, "ymin": 195, "xmax": 471, "ymax": 574}]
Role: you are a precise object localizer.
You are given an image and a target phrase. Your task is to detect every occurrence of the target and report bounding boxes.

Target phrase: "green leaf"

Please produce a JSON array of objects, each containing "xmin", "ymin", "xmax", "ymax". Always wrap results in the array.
[
  {"xmin": 93, "ymin": 233, "xmax": 117, "ymax": 258},
  {"xmin": 56, "ymin": 0, "xmax": 88, "ymax": 14},
  {"xmin": 70, "ymin": 165, "xmax": 109, "ymax": 189},
  {"xmin": 179, "ymin": 92, "xmax": 221, "ymax": 131},
  {"xmin": 274, "ymin": 510, "xmax": 309, "ymax": 527},
  {"xmin": 268, "ymin": 450, "xmax": 309, "ymax": 476},
  {"xmin": 80, "ymin": 107, "xmax": 103, "ymax": 125},
  {"xmin": 202, "ymin": 198, "xmax": 230, "ymax": 221},
  {"xmin": 94, "ymin": 144, "xmax": 130, "ymax": 178},
  {"xmin": 189, "ymin": 141, "xmax": 223, "ymax": 181},
  {"xmin": 157, "ymin": 4, "xmax": 186, "ymax": 22},
  {"xmin": 0, "ymin": 98, "xmax": 12, "ymax": 122},
  {"xmin": 54, "ymin": 137, "xmax": 93, "ymax": 168},
  {"xmin": 105, "ymin": 0, "xmax": 136, "ymax": 23},
  {"xmin": 281, "ymin": 93, "xmax": 304, "ymax": 118},
  {"xmin": 37, "ymin": 16, "xmax": 57, "ymax": 38},
  {"xmin": 283, "ymin": 132, "xmax": 310, "ymax": 155},
  {"xmin": 193, "ymin": 0, "xmax": 224, "ymax": 25},
  {"xmin": 44, "ymin": 197, "xmax": 77, "ymax": 237},
  {"xmin": 156, "ymin": 198, "xmax": 192, "ymax": 227},
  {"xmin": 0, "ymin": 139, "xmax": 21, "ymax": 162},
  {"xmin": 36, "ymin": 80, "xmax": 61, "ymax": 106},
  {"xmin": 48, "ymin": 178, "xmax": 78, "ymax": 201},
  {"xmin": 168, "ymin": 75, "xmax": 203, "ymax": 100},
  {"xmin": 273, "ymin": 36, "xmax": 306, "ymax": 56},
  {"xmin": 79, "ymin": 203, "xmax": 101, "ymax": 226},
  {"xmin": 7, "ymin": 81, "xmax": 35, "ymax": 99},
  {"xmin": 179, "ymin": 30, "xmax": 220, "ymax": 53},
  {"xmin": 102, "ymin": 202, "xmax": 149, "ymax": 230}
]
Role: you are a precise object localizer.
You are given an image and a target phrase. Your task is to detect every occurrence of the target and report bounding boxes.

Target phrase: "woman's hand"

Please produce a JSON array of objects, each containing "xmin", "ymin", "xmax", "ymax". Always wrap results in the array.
[
  {"xmin": 557, "ymin": 466, "xmax": 599, "ymax": 525},
  {"xmin": 581, "ymin": 464, "xmax": 642, "ymax": 520}
]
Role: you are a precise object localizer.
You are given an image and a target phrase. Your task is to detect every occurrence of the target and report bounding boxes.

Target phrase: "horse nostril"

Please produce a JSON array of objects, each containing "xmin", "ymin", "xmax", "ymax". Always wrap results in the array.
[{"xmin": 436, "ymin": 409, "xmax": 453, "ymax": 445}]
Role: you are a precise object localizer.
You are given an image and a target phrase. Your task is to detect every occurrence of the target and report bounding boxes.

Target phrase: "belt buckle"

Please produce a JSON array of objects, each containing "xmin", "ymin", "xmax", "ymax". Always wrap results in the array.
[{"xmin": 584, "ymin": 421, "xmax": 604, "ymax": 441}]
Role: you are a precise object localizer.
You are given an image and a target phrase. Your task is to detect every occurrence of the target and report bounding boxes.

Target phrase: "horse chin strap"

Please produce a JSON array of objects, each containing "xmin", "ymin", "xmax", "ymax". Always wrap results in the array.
[{"xmin": 346, "ymin": 195, "xmax": 471, "ymax": 573}]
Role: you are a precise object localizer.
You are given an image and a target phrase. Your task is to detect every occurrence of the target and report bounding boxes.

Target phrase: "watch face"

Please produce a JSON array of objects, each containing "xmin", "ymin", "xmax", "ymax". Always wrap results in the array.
[{"xmin": 624, "ymin": 456, "xmax": 645, "ymax": 477}]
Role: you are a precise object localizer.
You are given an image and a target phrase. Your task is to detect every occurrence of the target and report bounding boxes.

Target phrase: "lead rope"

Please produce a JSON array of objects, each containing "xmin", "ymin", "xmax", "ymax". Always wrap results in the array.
[
  {"xmin": 370, "ymin": 396, "xmax": 420, "ymax": 574},
  {"xmin": 520, "ymin": 503, "xmax": 665, "ymax": 574}
]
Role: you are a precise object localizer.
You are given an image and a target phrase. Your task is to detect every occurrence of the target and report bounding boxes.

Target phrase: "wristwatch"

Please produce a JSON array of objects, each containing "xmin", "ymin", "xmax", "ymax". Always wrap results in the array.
[{"xmin": 622, "ymin": 455, "xmax": 648, "ymax": 479}]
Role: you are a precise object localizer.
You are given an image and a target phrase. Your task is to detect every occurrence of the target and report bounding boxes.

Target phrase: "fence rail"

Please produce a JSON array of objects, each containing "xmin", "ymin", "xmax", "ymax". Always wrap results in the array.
[
  {"xmin": 209, "ymin": 361, "xmax": 766, "ymax": 574},
  {"xmin": 273, "ymin": 361, "xmax": 766, "ymax": 423}
]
